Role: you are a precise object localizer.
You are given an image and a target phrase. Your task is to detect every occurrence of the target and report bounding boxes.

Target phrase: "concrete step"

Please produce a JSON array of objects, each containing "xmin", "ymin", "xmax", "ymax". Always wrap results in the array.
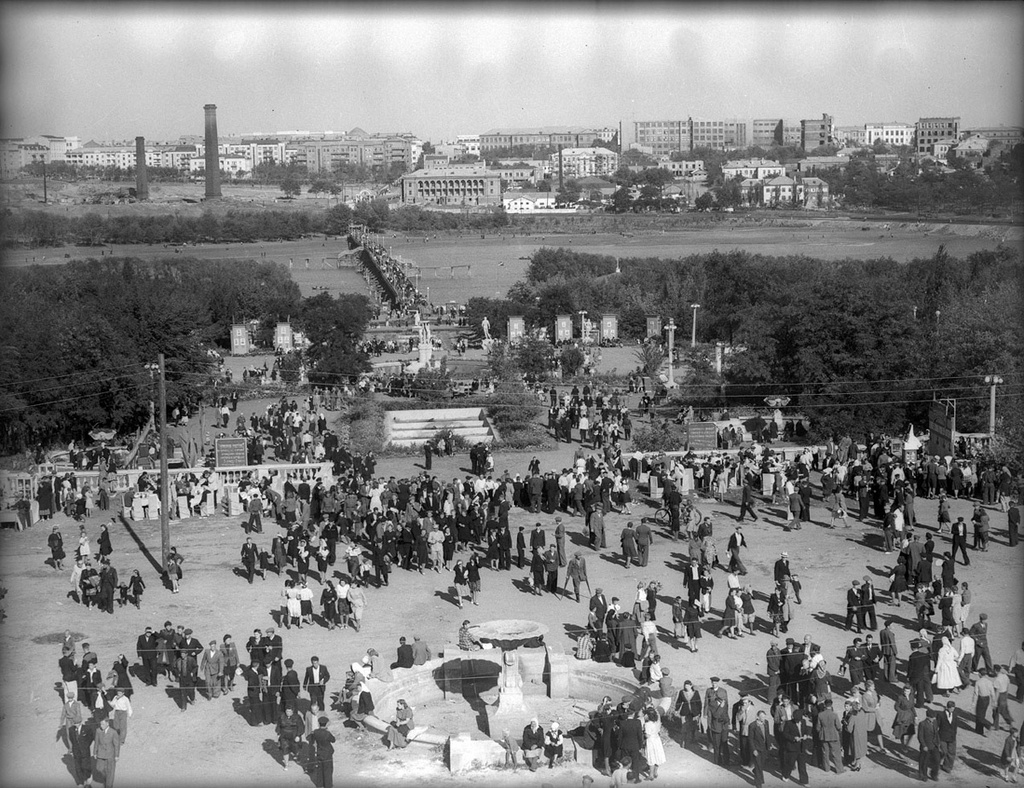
[{"xmin": 384, "ymin": 407, "xmax": 495, "ymax": 447}]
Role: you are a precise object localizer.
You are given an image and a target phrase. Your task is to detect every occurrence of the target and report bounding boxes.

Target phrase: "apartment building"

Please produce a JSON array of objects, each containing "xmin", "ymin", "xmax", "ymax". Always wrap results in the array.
[
  {"xmin": 721, "ymin": 158, "xmax": 785, "ymax": 181},
  {"xmin": 634, "ymin": 120, "xmax": 691, "ymax": 156},
  {"xmin": 800, "ymin": 114, "xmax": 835, "ymax": 150},
  {"xmin": 863, "ymin": 122, "xmax": 915, "ymax": 148},
  {"xmin": 480, "ymin": 127, "xmax": 613, "ymax": 153},
  {"xmin": 551, "ymin": 147, "xmax": 619, "ymax": 179},
  {"xmin": 690, "ymin": 118, "xmax": 747, "ymax": 150},
  {"xmin": 915, "ymin": 117, "xmax": 961, "ymax": 155},
  {"xmin": 962, "ymin": 125, "xmax": 1023, "ymax": 148}
]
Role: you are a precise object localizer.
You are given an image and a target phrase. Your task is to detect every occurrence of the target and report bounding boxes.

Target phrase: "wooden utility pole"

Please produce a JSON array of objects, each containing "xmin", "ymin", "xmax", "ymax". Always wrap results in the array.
[{"xmin": 158, "ymin": 353, "xmax": 170, "ymax": 564}]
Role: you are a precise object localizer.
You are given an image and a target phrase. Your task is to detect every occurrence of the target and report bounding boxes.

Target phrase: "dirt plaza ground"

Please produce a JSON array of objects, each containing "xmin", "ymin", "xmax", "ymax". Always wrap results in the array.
[{"xmin": 1, "ymin": 420, "xmax": 1021, "ymax": 787}]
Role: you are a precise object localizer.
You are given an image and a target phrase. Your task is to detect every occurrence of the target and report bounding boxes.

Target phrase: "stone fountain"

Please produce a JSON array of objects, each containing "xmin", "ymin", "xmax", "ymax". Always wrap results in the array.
[{"xmin": 472, "ymin": 619, "xmax": 549, "ymax": 721}]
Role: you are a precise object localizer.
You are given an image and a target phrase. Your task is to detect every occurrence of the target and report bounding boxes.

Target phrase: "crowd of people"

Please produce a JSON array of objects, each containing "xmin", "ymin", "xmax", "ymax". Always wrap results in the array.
[{"xmin": 29, "ymin": 388, "xmax": 1024, "ymax": 787}]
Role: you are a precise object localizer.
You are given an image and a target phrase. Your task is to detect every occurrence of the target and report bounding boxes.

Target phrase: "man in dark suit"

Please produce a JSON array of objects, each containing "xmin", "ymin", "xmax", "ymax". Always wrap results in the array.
[
  {"xmin": 241, "ymin": 538, "xmax": 260, "ymax": 584},
  {"xmin": 951, "ymin": 517, "xmax": 970, "ymax": 565},
  {"xmin": 302, "ymin": 656, "xmax": 330, "ymax": 713},
  {"xmin": 263, "ymin": 627, "xmax": 284, "ymax": 665},
  {"xmin": 307, "ymin": 715, "xmax": 336, "ymax": 788},
  {"xmin": 529, "ymin": 523, "xmax": 546, "ymax": 553},
  {"xmin": 936, "ymin": 701, "xmax": 958, "ymax": 773},
  {"xmin": 237, "ymin": 659, "xmax": 264, "ymax": 726},
  {"xmin": 136, "ymin": 626, "xmax": 159, "ymax": 687},
  {"xmin": 845, "ymin": 579, "xmax": 863, "ymax": 632},
  {"xmin": 281, "ymin": 658, "xmax": 301, "ymax": 712},
  {"xmin": 589, "ymin": 589, "xmax": 609, "ymax": 635},
  {"xmin": 750, "ymin": 709, "xmax": 771, "ymax": 788},
  {"xmin": 908, "ymin": 640, "xmax": 934, "ymax": 708},
  {"xmin": 738, "ymin": 478, "xmax": 758, "ymax": 523},
  {"xmin": 617, "ymin": 709, "xmax": 645, "ymax": 781},
  {"xmin": 635, "ymin": 520, "xmax": 653, "ymax": 567},
  {"xmin": 394, "ymin": 637, "xmax": 414, "ymax": 669},
  {"xmin": 528, "ymin": 472, "xmax": 543, "ymax": 513},
  {"xmin": 860, "ymin": 576, "xmax": 878, "ymax": 630},
  {"xmin": 705, "ymin": 677, "xmax": 731, "ymax": 766},
  {"xmin": 917, "ymin": 708, "xmax": 941, "ymax": 779},
  {"xmin": 880, "ymin": 619, "xmax": 899, "ymax": 683},
  {"xmin": 727, "ymin": 526, "xmax": 748, "ymax": 575},
  {"xmin": 773, "ymin": 553, "xmax": 791, "ymax": 586}
]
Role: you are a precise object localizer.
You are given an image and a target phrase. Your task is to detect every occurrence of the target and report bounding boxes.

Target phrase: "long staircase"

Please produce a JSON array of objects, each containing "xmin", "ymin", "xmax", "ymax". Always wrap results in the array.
[{"xmin": 384, "ymin": 407, "xmax": 495, "ymax": 447}]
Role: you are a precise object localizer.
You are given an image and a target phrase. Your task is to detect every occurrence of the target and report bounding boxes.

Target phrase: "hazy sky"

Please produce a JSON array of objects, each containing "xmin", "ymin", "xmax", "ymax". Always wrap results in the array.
[{"xmin": 2, "ymin": 2, "xmax": 1022, "ymax": 143}]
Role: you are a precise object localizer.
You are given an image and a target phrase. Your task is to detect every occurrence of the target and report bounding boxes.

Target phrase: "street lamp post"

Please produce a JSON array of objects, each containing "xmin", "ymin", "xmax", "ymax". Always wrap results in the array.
[
  {"xmin": 689, "ymin": 303, "xmax": 701, "ymax": 348},
  {"xmin": 665, "ymin": 318, "xmax": 676, "ymax": 388},
  {"xmin": 984, "ymin": 374, "xmax": 1004, "ymax": 437}
]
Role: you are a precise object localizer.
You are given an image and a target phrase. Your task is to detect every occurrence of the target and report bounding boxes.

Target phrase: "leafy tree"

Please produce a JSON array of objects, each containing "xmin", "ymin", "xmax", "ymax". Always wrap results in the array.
[
  {"xmin": 281, "ymin": 175, "xmax": 302, "ymax": 198},
  {"xmin": 555, "ymin": 178, "xmax": 582, "ymax": 206},
  {"xmin": 634, "ymin": 341, "xmax": 667, "ymax": 378},
  {"xmin": 514, "ymin": 335, "xmax": 556, "ymax": 381},
  {"xmin": 694, "ymin": 192, "xmax": 715, "ymax": 211},
  {"xmin": 559, "ymin": 345, "xmax": 586, "ymax": 376}
]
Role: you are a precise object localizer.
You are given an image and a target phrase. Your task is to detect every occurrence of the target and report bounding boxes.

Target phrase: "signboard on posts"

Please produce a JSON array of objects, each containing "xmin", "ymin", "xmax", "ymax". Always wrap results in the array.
[
  {"xmin": 215, "ymin": 437, "xmax": 248, "ymax": 468},
  {"xmin": 686, "ymin": 422, "xmax": 719, "ymax": 451}
]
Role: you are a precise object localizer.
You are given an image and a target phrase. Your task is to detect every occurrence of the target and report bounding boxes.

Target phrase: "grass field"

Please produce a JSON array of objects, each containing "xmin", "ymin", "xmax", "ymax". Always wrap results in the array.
[{"xmin": 3, "ymin": 192, "xmax": 1021, "ymax": 304}]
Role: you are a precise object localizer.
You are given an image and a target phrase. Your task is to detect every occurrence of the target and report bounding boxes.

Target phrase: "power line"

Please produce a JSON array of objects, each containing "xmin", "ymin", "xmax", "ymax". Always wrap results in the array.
[
  {"xmin": 2, "ymin": 372, "xmax": 147, "ymax": 399},
  {"xmin": 0, "ymin": 362, "xmax": 143, "ymax": 386}
]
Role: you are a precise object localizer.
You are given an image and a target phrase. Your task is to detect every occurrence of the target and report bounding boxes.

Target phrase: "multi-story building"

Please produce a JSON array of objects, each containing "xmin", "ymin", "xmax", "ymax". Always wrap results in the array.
[
  {"xmin": 550, "ymin": 147, "xmax": 619, "ymax": 179},
  {"xmin": 296, "ymin": 135, "xmax": 414, "ymax": 174},
  {"xmin": 492, "ymin": 163, "xmax": 545, "ymax": 185},
  {"xmin": 760, "ymin": 175, "xmax": 804, "ymax": 206},
  {"xmin": 456, "ymin": 134, "xmax": 481, "ymax": 157},
  {"xmin": 502, "ymin": 193, "xmax": 558, "ymax": 213},
  {"xmin": 634, "ymin": 120, "xmax": 691, "ymax": 156},
  {"xmin": 399, "ymin": 164, "xmax": 502, "ymax": 206},
  {"xmin": 751, "ymin": 119, "xmax": 802, "ymax": 148},
  {"xmin": 863, "ymin": 122, "xmax": 915, "ymax": 148},
  {"xmin": 188, "ymin": 154, "xmax": 252, "ymax": 176},
  {"xmin": 795, "ymin": 156, "xmax": 849, "ymax": 174},
  {"xmin": 721, "ymin": 158, "xmax": 785, "ymax": 181},
  {"xmin": 800, "ymin": 114, "xmax": 834, "ymax": 150},
  {"xmin": 690, "ymin": 118, "xmax": 747, "ymax": 150},
  {"xmin": 834, "ymin": 126, "xmax": 866, "ymax": 146},
  {"xmin": 962, "ymin": 125, "xmax": 1023, "ymax": 148},
  {"xmin": 800, "ymin": 177, "xmax": 830, "ymax": 209},
  {"xmin": 496, "ymin": 158, "xmax": 551, "ymax": 177},
  {"xmin": 659, "ymin": 158, "xmax": 705, "ymax": 177},
  {"xmin": 915, "ymin": 117, "xmax": 961, "ymax": 155},
  {"xmin": 479, "ymin": 127, "xmax": 611, "ymax": 154},
  {"xmin": 751, "ymin": 119, "xmax": 781, "ymax": 147}
]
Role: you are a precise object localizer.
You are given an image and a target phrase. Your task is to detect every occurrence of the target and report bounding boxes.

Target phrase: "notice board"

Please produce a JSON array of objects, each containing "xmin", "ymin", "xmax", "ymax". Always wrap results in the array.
[
  {"xmin": 686, "ymin": 422, "xmax": 719, "ymax": 451},
  {"xmin": 215, "ymin": 437, "xmax": 248, "ymax": 468}
]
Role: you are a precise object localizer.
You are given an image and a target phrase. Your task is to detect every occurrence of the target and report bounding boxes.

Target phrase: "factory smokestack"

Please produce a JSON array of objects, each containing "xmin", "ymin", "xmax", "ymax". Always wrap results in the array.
[
  {"xmin": 135, "ymin": 136, "xmax": 149, "ymax": 201},
  {"xmin": 203, "ymin": 104, "xmax": 222, "ymax": 199}
]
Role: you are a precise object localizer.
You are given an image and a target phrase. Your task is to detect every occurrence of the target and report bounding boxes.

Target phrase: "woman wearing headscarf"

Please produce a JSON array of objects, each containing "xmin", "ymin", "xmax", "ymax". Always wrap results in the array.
[{"xmin": 933, "ymin": 635, "xmax": 961, "ymax": 696}]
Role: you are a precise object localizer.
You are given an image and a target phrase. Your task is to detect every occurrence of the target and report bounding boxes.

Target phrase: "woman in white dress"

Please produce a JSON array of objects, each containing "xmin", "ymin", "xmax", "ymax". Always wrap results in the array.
[
  {"xmin": 643, "ymin": 708, "xmax": 666, "ymax": 780},
  {"xmin": 284, "ymin": 581, "xmax": 302, "ymax": 630},
  {"xmin": 933, "ymin": 636, "xmax": 961, "ymax": 695}
]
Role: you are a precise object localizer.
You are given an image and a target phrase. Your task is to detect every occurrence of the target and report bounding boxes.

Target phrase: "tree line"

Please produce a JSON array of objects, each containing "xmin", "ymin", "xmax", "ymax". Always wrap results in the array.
[
  {"xmin": 463, "ymin": 245, "xmax": 1024, "ymax": 452},
  {"xmin": 0, "ymin": 257, "xmax": 371, "ymax": 454}
]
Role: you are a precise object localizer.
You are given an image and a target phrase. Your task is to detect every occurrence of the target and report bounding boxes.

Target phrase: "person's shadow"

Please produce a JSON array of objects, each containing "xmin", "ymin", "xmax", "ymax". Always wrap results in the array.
[{"xmin": 433, "ymin": 587, "xmax": 462, "ymax": 607}]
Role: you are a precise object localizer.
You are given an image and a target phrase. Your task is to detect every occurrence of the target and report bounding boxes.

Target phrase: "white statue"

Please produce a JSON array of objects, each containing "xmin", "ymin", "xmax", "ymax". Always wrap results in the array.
[{"xmin": 481, "ymin": 316, "xmax": 491, "ymax": 340}]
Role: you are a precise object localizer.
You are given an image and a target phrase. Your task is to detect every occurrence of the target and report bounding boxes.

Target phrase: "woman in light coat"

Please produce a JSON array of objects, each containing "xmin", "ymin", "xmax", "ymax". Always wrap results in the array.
[
  {"xmin": 347, "ymin": 583, "xmax": 366, "ymax": 632},
  {"xmin": 933, "ymin": 636, "xmax": 961, "ymax": 695}
]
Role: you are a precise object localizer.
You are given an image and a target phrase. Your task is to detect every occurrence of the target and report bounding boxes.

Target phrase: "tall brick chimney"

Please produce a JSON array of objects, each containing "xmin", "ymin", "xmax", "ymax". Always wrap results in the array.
[
  {"xmin": 203, "ymin": 103, "xmax": 222, "ymax": 199},
  {"xmin": 135, "ymin": 136, "xmax": 149, "ymax": 201}
]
